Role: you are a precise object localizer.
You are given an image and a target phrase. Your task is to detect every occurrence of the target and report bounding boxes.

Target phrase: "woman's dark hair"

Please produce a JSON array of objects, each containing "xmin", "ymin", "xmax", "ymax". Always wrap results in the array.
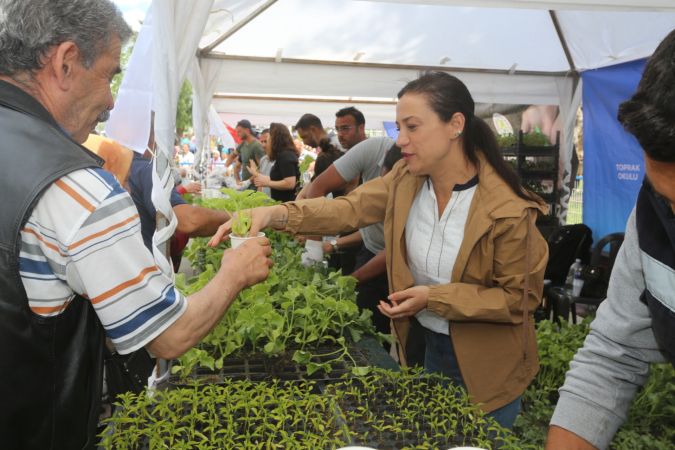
[
  {"xmin": 618, "ymin": 29, "xmax": 675, "ymax": 162},
  {"xmin": 383, "ymin": 144, "xmax": 402, "ymax": 172},
  {"xmin": 268, "ymin": 122, "xmax": 296, "ymax": 161},
  {"xmin": 398, "ymin": 71, "xmax": 539, "ymax": 203},
  {"xmin": 311, "ymin": 139, "xmax": 343, "ymax": 181}
]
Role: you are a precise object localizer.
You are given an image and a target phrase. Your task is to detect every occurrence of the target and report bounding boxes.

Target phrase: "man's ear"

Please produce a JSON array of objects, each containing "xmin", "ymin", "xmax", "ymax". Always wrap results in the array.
[{"xmin": 49, "ymin": 41, "xmax": 80, "ymax": 91}]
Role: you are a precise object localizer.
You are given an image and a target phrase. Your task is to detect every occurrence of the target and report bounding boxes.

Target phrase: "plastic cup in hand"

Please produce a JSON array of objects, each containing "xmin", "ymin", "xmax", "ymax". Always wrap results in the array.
[
  {"xmin": 301, "ymin": 239, "xmax": 324, "ymax": 266},
  {"xmin": 230, "ymin": 232, "xmax": 265, "ymax": 249}
]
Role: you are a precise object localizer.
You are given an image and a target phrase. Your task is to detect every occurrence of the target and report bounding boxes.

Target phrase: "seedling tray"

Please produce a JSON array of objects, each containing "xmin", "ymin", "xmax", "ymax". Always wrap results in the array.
[
  {"xmin": 165, "ymin": 345, "xmax": 377, "ymax": 390},
  {"xmin": 166, "ymin": 337, "xmax": 397, "ymax": 389}
]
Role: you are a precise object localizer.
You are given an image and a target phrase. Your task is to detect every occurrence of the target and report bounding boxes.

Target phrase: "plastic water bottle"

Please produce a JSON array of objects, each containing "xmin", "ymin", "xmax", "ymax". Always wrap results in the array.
[
  {"xmin": 572, "ymin": 266, "xmax": 585, "ymax": 297},
  {"xmin": 565, "ymin": 258, "xmax": 582, "ymax": 294}
]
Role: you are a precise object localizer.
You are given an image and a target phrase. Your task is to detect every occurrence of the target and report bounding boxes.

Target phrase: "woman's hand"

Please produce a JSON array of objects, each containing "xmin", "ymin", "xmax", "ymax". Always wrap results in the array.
[
  {"xmin": 253, "ymin": 174, "xmax": 271, "ymax": 188},
  {"xmin": 207, "ymin": 205, "xmax": 288, "ymax": 247},
  {"xmin": 377, "ymin": 286, "xmax": 430, "ymax": 319}
]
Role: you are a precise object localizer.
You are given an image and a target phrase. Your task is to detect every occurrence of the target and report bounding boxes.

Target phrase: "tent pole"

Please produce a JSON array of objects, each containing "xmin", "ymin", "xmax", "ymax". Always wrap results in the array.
[
  {"xmin": 200, "ymin": 0, "xmax": 278, "ymax": 56},
  {"xmin": 549, "ymin": 10, "xmax": 577, "ymax": 73}
]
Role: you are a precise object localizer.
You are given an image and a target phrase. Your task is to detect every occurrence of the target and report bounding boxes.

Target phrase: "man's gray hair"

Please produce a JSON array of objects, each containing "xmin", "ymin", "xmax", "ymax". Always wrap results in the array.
[{"xmin": 0, "ymin": 0, "xmax": 132, "ymax": 76}]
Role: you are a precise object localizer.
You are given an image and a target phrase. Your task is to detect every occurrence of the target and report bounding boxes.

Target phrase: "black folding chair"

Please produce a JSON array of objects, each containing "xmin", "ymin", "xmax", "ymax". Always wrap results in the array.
[
  {"xmin": 541, "ymin": 224, "xmax": 593, "ymax": 322},
  {"xmin": 569, "ymin": 232, "xmax": 625, "ymax": 323}
]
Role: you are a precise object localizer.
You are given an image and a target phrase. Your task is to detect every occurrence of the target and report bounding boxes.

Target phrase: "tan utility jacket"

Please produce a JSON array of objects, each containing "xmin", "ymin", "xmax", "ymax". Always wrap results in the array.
[{"xmin": 284, "ymin": 157, "xmax": 549, "ymax": 412}]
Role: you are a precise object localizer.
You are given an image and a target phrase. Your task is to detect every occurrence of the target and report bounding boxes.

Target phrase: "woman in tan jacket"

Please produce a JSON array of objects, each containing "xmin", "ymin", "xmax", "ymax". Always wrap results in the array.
[{"xmin": 210, "ymin": 72, "xmax": 548, "ymax": 428}]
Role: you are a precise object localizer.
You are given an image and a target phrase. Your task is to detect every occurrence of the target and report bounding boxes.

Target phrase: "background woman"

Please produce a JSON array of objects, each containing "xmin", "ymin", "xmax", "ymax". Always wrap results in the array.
[
  {"xmin": 211, "ymin": 72, "xmax": 548, "ymax": 429},
  {"xmin": 251, "ymin": 122, "xmax": 299, "ymax": 202}
]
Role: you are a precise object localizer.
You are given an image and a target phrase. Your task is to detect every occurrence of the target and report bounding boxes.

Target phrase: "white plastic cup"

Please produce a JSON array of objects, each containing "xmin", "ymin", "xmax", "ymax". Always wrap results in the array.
[
  {"xmin": 301, "ymin": 239, "xmax": 324, "ymax": 266},
  {"xmin": 230, "ymin": 232, "xmax": 265, "ymax": 249}
]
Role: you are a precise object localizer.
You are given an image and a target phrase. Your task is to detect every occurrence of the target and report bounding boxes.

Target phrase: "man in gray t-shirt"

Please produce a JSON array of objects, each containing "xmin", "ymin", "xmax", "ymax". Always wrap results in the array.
[
  {"xmin": 306, "ymin": 136, "xmax": 394, "ymax": 254},
  {"xmin": 332, "ymin": 136, "xmax": 393, "ymax": 254},
  {"xmin": 235, "ymin": 119, "xmax": 265, "ymax": 181}
]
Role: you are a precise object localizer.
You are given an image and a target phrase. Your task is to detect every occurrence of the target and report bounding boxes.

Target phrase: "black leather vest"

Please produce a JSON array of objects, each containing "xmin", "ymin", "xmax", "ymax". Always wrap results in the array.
[
  {"xmin": 0, "ymin": 81, "xmax": 106, "ymax": 449},
  {"xmin": 636, "ymin": 181, "xmax": 675, "ymax": 367}
]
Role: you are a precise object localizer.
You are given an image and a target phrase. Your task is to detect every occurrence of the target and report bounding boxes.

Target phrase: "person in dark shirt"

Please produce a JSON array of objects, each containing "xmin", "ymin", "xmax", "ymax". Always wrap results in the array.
[
  {"xmin": 251, "ymin": 123, "xmax": 300, "ymax": 202},
  {"xmin": 128, "ymin": 151, "xmax": 230, "ymax": 270}
]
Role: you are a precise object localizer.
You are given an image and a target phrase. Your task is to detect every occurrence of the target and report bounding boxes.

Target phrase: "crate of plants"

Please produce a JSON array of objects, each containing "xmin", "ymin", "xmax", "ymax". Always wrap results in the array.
[
  {"xmin": 166, "ymin": 340, "xmax": 376, "ymax": 389},
  {"xmin": 173, "ymin": 231, "xmax": 387, "ymax": 387},
  {"xmin": 519, "ymin": 130, "xmax": 559, "ymax": 156},
  {"xmin": 101, "ymin": 369, "xmax": 523, "ymax": 450},
  {"xmin": 497, "ymin": 133, "xmax": 518, "ymax": 156},
  {"xmin": 100, "ymin": 378, "xmax": 353, "ymax": 449},
  {"xmin": 520, "ymin": 157, "xmax": 557, "ymax": 178},
  {"xmin": 326, "ymin": 368, "xmax": 523, "ymax": 450}
]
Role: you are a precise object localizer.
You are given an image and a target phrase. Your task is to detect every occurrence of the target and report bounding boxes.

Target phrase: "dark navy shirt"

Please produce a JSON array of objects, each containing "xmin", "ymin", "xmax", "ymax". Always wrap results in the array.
[{"xmin": 128, "ymin": 153, "xmax": 185, "ymax": 250}]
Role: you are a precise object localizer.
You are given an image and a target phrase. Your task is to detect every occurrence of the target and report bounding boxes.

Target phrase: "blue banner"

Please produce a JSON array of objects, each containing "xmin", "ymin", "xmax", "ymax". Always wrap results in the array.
[
  {"xmin": 582, "ymin": 59, "xmax": 646, "ymax": 243},
  {"xmin": 383, "ymin": 121, "xmax": 399, "ymax": 140}
]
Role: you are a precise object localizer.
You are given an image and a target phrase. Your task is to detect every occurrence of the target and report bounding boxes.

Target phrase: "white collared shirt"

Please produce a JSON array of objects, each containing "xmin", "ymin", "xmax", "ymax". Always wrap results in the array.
[{"xmin": 405, "ymin": 176, "xmax": 478, "ymax": 334}]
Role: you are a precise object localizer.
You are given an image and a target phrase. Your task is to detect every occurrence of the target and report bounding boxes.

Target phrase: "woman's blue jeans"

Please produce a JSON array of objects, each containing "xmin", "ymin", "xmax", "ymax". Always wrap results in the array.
[{"xmin": 423, "ymin": 327, "xmax": 522, "ymax": 429}]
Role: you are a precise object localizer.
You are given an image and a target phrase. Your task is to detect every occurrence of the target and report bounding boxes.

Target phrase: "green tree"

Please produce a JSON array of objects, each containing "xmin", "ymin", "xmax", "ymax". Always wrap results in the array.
[{"xmin": 175, "ymin": 80, "xmax": 193, "ymax": 136}]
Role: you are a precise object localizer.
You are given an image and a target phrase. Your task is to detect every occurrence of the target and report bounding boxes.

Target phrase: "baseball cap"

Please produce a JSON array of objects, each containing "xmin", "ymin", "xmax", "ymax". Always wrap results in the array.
[{"xmin": 236, "ymin": 119, "xmax": 253, "ymax": 130}]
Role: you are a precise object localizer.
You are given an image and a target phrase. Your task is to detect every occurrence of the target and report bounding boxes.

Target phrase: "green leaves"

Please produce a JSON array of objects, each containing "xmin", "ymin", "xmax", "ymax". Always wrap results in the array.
[
  {"xmin": 515, "ymin": 319, "xmax": 675, "ymax": 449},
  {"xmin": 351, "ymin": 366, "xmax": 371, "ymax": 377},
  {"xmin": 231, "ymin": 209, "xmax": 252, "ymax": 237},
  {"xmin": 174, "ymin": 230, "xmax": 378, "ymax": 379},
  {"xmin": 292, "ymin": 350, "xmax": 312, "ymax": 365}
]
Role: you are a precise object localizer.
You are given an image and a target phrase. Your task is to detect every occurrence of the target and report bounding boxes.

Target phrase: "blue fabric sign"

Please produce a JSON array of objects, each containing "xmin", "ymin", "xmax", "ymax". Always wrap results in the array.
[
  {"xmin": 582, "ymin": 59, "xmax": 646, "ymax": 242},
  {"xmin": 383, "ymin": 121, "xmax": 399, "ymax": 140}
]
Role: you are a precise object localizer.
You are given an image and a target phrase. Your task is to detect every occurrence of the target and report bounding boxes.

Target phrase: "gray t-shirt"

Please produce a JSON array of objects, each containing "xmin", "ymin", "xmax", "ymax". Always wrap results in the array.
[
  {"xmin": 238, "ymin": 140, "xmax": 265, "ymax": 180},
  {"xmin": 333, "ymin": 136, "xmax": 394, "ymax": 254}
]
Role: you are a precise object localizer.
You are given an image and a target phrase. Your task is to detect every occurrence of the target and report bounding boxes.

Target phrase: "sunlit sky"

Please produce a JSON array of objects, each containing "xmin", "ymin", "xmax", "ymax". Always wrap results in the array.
[{"xmin": 112, "ymin": 0, "xmax": 151, "ymax": 31}]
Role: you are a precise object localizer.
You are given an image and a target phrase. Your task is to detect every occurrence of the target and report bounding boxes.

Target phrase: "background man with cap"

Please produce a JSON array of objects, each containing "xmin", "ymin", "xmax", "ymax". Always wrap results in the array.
[{"xmin": 234, "ymin": 119, "xmax": 265, "ymax": 184}]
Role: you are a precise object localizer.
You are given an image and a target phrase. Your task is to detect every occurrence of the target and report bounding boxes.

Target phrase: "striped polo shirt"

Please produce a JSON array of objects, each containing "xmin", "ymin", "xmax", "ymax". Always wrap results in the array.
[{"xmin": 19, "ymin": 167, "xmax": 186, "ymax": 354}]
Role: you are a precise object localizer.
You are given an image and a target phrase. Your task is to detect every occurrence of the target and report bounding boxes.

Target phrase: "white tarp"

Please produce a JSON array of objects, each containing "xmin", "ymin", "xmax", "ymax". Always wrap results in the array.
[
  {"xmin": 189, "ymin": 57, "xmax": 226, "ymax": 171},
  {"xmin": 108, "ymin": 0, "xmax": 675, "ymax": 254},
  {"xmin": 204, "ymin": 0, "xmax": 675, "ymax": 72},
  {"xmin": 148, "ymin": 0, "xmax": 214, "ymax": 276},
  {"xmin": 105, "ymin": 8, "xmax": 154, "ymax": 154}
]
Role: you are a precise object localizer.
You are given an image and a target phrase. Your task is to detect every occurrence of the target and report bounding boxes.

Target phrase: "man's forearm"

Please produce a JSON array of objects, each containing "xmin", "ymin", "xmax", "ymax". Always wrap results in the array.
[
  {"xmin": 352, "ymin": 250, "xmax": 386, "ymax": 284},
  {"xmin": 147, "ymin": 269, "xmax": 243, "ymax": 359},
  {"xmin": 175, "ymin": 204, "xmax": 229, "ymax": 237},
  {"xmin": 305, "ymin": 165, "xmax": 347, "ymax": 199},
  {"xmin": 267, "ymin": 177, "xmax": 296, "ymax": 191},
  {"xmin": 546, "ymin": 426, "xmax": 598, "ymax": 450},
  {"xmin": 337, "ymin": 231, "xmax": 363, "ymax": 249}
]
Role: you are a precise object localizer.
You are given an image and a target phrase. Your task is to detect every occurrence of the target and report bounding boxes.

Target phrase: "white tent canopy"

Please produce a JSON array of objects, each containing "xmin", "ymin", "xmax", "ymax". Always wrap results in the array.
[
  {"xmin": 106, "ymin": 0, "xmax": 675, "ymax": 276},
  {"xmin": 203, "ymin": 1, "xmax": 675, "ymax": 73}
]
